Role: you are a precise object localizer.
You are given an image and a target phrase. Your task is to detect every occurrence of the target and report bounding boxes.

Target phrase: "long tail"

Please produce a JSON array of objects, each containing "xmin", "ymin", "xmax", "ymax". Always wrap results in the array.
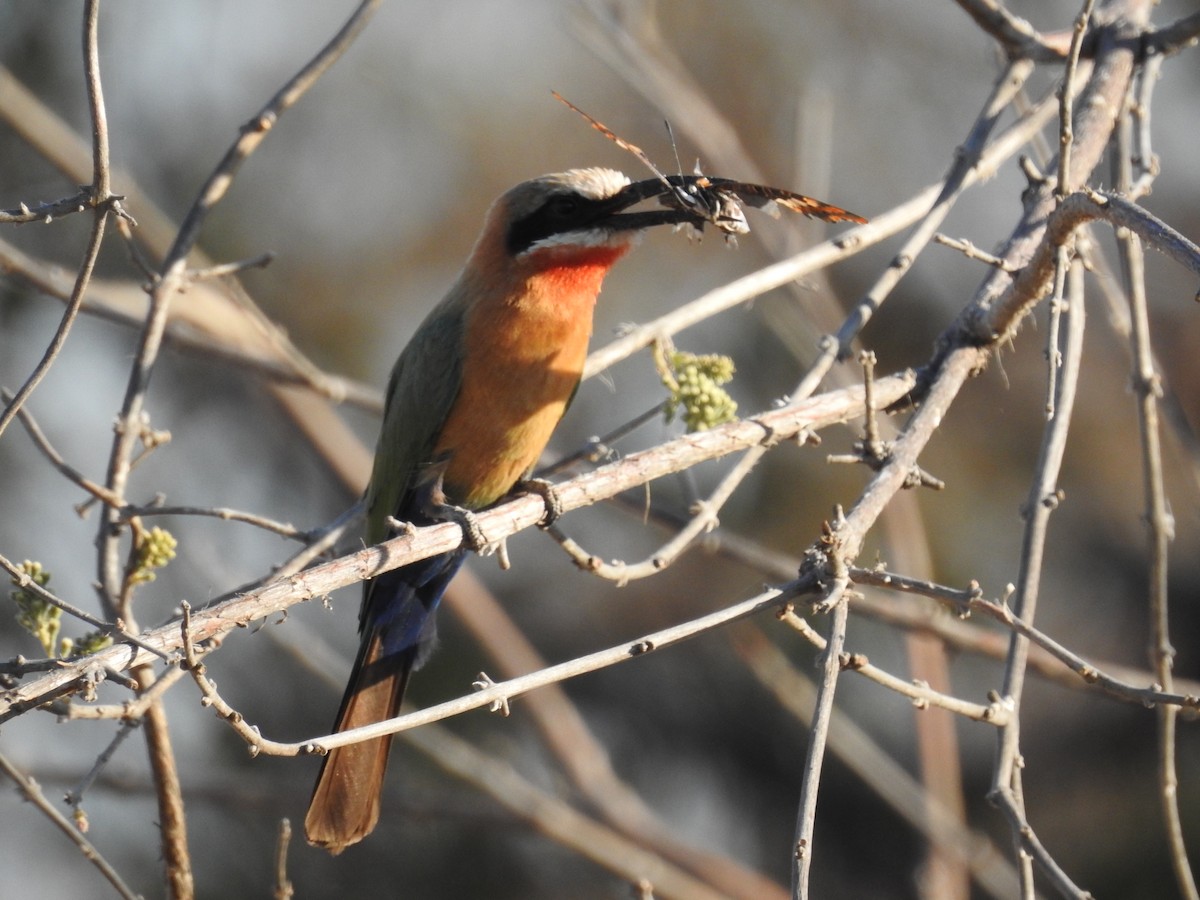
[
  {"xmin": 304, "ymin": 626, "xmax": 415, "ymax": 854},
  {"xmin": 304, "ymin": 549, "xmax": 464, "ymax": 853}
]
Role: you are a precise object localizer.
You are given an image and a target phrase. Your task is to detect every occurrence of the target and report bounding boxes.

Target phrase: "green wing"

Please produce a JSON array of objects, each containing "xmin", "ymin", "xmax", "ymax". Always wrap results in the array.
[{"xmin": 363, "ymin": 299, "xmax": 467, "ymax": 547}]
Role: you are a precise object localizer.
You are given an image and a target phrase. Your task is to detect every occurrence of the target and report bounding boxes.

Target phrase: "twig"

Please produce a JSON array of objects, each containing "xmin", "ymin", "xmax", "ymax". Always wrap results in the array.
[
  {"xmin": 778, "ymin": 607, "xmax": 1004, "ymax": 723},
  {"xmin": 933, "ymin": 233, "xmax": 1020, "ymax": 272},
  {"xmin": 848, "ymin": 566, "xmax": 1200, "ymax": 711},
  {"xmin": 1056, "ymin": 0, "xmax": 1096, "ymax": 199},
  {"xmin": 95, "ymin": 0, "xmax": 382, "ymax": 616},
  {"xmin": 187, "ymin": 251, "xmax": 275, "ymax": 282},
  {"xmin": 64, "ymin": 720, "xmax": 140, "ymax": 810},
  {"xmin": 1144, "ymin": 11, "xmax": 1200, "ymax": 56},
  {"xmin": 272, "ymin": 819, "xmax": 294, "ymax": 900},
  {"xmin": 1116, "ymin": 95, "xmax": 1198, "ymax": 898},
  {"xmin": 990, "ymin": 254, "xmax": 1086, "ymax": 894},
  {"xmin": 952, "ymin": 0, "xmax": 1072, "ymax": 60},
  {"xmin": 195, "ymin": 582, "xmax": 795, "ymax": 758},
  {"xmin": 1044, "ymin": 1, "xmax": 1093, "ymax": 421},
  {"xmin": 1043, "ymin": 244, "xmax": 1072, "ymax": 418},
  {"xmin": 0, "ymin": 188, "xmax": 95, "ymax": 224},
  {"xmin": 827, "ymin": 352, "xmax": 946, "ymax": 489},
  {"xmin": 58, "ymin": 663, "xmax": 191, "ymax": 721},
  {"xmin": 119, "ymin": 503, "xmax": 311, "ymax": 542},
  {"xmin": 735, "ymin": 627, "xmax": 1019, "ymax": 899},
  {"xmin": 792, "ymin": 581, "xmax": 850, "ymax": 900},
  {"xmin": 443, "ymin": 568, "xmax": 789, "ymax": 900},
  {"xmin": 1126, "ymin": 51, "xmax": 1163, "ymax": 199},
  {"xmin": 0, "ymin": 0, "xmax": 119, "ymax": 446},
  {"xmin": 992, "ymin": 791, "xmax": 1094, "ymax": 899},
  {"xmin": 180, "ymin": 604, "xmax": 274, "ymax": 752},
  {"xmin": 0, "ymin": 751, "xmax": 143, "ymax": 900},
  {"xmin": 134, "ymin": 663, "xmax": 192, "ymax": 900},
  {"xmin": 3, "ymin": 390, "xmax": 125, "ymax": 507}
]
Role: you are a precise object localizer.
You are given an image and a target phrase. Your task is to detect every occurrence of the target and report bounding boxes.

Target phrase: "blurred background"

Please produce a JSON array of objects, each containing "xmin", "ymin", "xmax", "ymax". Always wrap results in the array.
[{"xmin": 1, "ymin": 1, "xmax": 1198, "ymax": 897}]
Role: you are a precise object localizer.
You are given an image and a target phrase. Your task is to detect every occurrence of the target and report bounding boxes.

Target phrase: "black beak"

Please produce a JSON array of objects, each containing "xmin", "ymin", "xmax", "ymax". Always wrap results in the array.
[{"xmin": 601, "ymin": 177, "xmax": 750, "ymax": 235}]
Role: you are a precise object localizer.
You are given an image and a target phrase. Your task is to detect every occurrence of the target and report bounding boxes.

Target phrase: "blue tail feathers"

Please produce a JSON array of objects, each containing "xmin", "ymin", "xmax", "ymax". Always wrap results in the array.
[{"xmin": 363, "ymin": 548, "xmax": 467, "ymax": 671}]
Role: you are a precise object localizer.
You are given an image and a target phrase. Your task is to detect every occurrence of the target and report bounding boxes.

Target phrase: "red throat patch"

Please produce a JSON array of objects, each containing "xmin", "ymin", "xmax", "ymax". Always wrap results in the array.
[{"xmin": 525, "ymin": 244, "xmax": 631, "ymax": 297}]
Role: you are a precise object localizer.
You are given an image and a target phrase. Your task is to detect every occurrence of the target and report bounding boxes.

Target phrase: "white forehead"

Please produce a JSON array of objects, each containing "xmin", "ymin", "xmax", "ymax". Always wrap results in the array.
[{"xmin": 537, "ymin": 167, "xmax": 631, "ymax": 200}]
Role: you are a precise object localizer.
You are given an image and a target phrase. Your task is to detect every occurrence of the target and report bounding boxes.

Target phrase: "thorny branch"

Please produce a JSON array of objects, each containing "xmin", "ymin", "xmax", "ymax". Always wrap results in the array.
[
  {"xmin": 3, "ymin": 370, "xmax": 915, "ymax": 720},
  {"xmin": 1, "ymin": 4, "xmax": 380, "ymax": 899}
]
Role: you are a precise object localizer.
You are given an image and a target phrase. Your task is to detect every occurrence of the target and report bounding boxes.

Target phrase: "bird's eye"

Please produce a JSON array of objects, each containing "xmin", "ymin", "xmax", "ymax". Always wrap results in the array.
[{"xmin": 546, "ymin": 195, "xmax": 580, "ymax": 218}]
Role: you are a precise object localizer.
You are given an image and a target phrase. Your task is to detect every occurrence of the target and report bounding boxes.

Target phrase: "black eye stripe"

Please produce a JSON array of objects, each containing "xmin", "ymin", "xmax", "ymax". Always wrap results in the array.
[{"xmin": 506, "ymin": 192, "xmax": 613, "ymax": 256}]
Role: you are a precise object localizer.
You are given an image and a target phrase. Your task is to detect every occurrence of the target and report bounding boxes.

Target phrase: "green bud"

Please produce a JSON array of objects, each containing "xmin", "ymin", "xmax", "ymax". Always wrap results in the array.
[
  {"xmin": 11, "ymin": 560, "xmax": 60, "ymax": 657},
  {"xmin": 129, "ymin": 526, "xmax": 178, "ymax": 586}
]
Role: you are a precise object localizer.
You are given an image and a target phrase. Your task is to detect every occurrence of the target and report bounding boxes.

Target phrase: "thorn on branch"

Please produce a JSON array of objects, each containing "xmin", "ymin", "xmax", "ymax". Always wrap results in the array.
[
  {"xmin": 186, "ymin": 251, "xmax": 275, "ymax": 284},
  {"xmin": 1019, "ymin": 155, "xmax": 1050, "ymax": 194},
  {"xmin": 934, "ymin": 233, "xmax": 1021, "ymax": 272},
  {"xmin": 825, "ymin": 351, "xmax": 946, "ymax": 491}
]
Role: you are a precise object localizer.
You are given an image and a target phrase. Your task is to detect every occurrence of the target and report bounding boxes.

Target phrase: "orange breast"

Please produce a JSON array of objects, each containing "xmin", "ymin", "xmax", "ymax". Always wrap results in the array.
[{"xmin": 432, "ymin": 245, "xmax": 629, "ymax": 509}]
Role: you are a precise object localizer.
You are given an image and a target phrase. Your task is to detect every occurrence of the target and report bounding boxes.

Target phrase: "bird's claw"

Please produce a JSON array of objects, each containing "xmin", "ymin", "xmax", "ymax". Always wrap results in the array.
[
  {"xmin": 443, "ymin": 505, "xmax": 488, "ymax": 553},
  {"xmin": 518, "ymin": 478, "xmax": 564, "ymax": 528}
]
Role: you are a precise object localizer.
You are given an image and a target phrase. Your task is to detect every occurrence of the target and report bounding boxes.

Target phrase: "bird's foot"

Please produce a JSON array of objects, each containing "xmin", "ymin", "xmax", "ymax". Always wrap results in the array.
[
  {"xmin": 517, "ymin": 478, "xmax": 565, "ymax": 527},
  {"xmin": 439, "ymin": 504, "xmax": 488, "ymax": 553},
  {"xmin": 416, "ymin": 463, "xmax": 489, "ymax": 552}
]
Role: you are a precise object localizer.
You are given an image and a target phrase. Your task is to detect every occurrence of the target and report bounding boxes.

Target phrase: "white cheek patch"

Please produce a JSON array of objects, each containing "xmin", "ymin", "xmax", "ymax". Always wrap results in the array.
[{"xmin": 522, "ymin": 227, "xmax": 642, "ymax": 257}]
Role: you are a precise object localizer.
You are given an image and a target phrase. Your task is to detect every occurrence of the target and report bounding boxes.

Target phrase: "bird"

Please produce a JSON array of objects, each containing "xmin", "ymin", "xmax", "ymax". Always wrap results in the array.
[{"xmin": 304, "ymin": 167, "xmax": 707, "ymax": 854}]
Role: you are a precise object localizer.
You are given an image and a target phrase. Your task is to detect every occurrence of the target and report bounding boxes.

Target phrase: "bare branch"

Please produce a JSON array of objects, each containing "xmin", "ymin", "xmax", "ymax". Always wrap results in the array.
[
  {"xmin": 1117, "ymin": 102, "xmax": 1199, "ymax": 897},
  {"xmin": 1145, "ymin": 11, "xmax": 1200, "ymax": 56},
  {"xmin": 197, "ymin": 584, "xmax": 793, "ymax": 759},
  {"xmin": 95, "ymin": 0, "xmax": 382, "ymax": 616},
  {"xmin": 0, "ymin": 752, "xmax": 142, "ymax": 900},
  {"xmin": 779, "ymin": 607, "xmax": 1004, "ymax": 723},
  {"xmin": 0, "ymin": 0, "xmax": 118, "ymax": 445},
  {"xmin": 792, "ymin": 586, "xmax": 850, "ymax": 900},
  {"xmin": 272, "ymin": 819, "xmax": 294, "ymax": 900},
  {"xmin": 953, "ymin": 0, "xmax": 1073, "ymax": 61},
  {"xmin": 0, "ymin": 188, "xmax": 95, "ymax": 224},
  {"xmin": 2, "ymin": 371, "xmax": 913, "ymax": 718}
]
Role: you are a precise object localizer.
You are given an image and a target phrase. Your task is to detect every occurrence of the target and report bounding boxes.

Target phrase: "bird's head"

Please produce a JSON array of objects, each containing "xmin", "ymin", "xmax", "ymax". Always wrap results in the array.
[
  {"xmin": 461, "ymin": 167, "xmax": 706, "ymax": 304},
  {"xmin": 466, "ymin": 168, "xmax": 697, "ymax": 270},
  {"xmin": 500, "ymin": 168, "xmax": 646, "ymax": 259}
]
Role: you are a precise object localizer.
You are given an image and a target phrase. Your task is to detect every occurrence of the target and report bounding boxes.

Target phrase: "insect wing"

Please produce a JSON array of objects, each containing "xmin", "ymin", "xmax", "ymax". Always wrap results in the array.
[
  {"xmin": 552, "ymin": 91, "xmax": 706, "ymax": 218},
  {"xmin": 708, "ymin": 179, "xmax": 867, "ymax": 224}
]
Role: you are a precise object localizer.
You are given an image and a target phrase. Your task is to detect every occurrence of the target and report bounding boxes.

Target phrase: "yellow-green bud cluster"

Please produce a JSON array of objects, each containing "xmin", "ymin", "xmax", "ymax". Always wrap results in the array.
[
  {"xmin": 11, "ymin": 560, "xmax": 60, "ymax": 657},
  {"xmin": 10, "ymin": 562, "xmax": 115, "ymax": 658},
  {"xmin": 130, "ymin": 526, "xmax": 177, "ymax": 586},
  {"xmin": 61, "ymin": 630, "xmax": 114, "ymax": 659},
  {"xmin": 663, "ymin": 351, "xmax": 737, "ymax": 432}
]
